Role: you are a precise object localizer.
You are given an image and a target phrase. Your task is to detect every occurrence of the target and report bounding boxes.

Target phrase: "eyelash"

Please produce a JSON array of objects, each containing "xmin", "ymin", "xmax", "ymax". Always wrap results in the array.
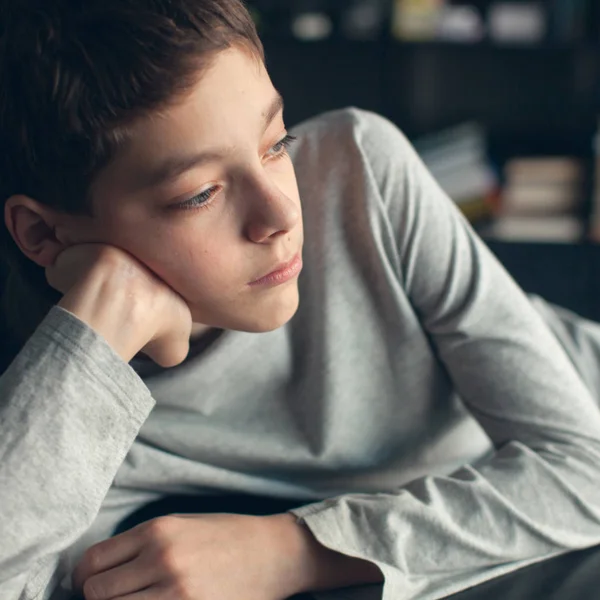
[{"xmin": 175, "ymin": 134, "xmax": 298, "ymax": 211}]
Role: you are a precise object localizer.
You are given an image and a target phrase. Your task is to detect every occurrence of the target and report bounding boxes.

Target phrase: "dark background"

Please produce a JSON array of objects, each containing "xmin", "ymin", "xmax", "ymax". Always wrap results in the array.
[
  {"xmin": 249, "ymin": 0, "xmax": 600, "ymax": 226},
  {"xmin": 252, "ymin": 0, "xmax": 600, "ymax": 157}
]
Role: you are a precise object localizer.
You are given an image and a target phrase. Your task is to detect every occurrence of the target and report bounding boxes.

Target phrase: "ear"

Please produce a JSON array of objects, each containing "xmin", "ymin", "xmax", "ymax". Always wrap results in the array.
[{"xmin": 4, "ymin": 195, "xmax": 67, "ymax": 268}]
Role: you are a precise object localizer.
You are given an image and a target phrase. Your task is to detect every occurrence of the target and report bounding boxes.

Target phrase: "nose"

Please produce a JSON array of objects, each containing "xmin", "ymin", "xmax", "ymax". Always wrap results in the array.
[{"xmin": 243, "ymin": 174, "xmax": 300, "ymax": 244}]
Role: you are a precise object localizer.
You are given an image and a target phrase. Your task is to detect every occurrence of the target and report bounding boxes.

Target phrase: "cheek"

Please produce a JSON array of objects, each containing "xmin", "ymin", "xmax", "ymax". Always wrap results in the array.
[
  {"xmin": 134, "ymin": 228, "xmax": 239, "ymax": 300},
  {"xmin": 99, "ymin": 208, "xmax": 243, "ymax": 302},
  {"xmin": 274, "ymin": 161, "xmax": 301, "ymax": 205}
]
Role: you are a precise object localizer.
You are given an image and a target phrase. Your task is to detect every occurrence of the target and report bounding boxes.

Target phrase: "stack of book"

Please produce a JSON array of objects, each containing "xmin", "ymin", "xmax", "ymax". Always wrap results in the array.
[
  {"xmin": 414, "ymin": 122, "xmax": 498, "ymax": 224},
  {"xmin": 391, "ymin": 0, "xmax": 592, "ymax": 44},
  {"xmin": 248, "ymin": 0, "xmax": 388, "ymax": 41},
  {"xmin": 392, "ymin": 0, "xmax": 447, "ymax": 41},
  {"xmin": 589, "ymin": 121, "xmax": 600, "ymax": 242},
  {"xmin": 483, "ymin": 157, "xmax": 584, "ymax": 242}
]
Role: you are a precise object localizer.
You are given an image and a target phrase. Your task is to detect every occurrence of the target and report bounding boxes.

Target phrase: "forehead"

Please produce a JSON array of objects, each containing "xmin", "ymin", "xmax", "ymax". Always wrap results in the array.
[
  {"xmin": 91, "ymin": 47, "xmax": 276, "ymax": 203},
  {"xmin": 128, "ymin": 47, "xmax": 273, "ymax": 149}
]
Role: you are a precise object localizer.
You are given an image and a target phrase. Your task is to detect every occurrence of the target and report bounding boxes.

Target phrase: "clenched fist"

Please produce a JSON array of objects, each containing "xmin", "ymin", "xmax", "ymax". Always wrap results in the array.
[{"xmin": 46, "ymin": 244, "xmax": 193, "ymax": 367}]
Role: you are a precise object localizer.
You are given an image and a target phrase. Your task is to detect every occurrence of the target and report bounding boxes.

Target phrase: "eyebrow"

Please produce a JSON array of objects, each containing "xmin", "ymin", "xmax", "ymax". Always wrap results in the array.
[{"xmin": 131, "ymin": 92, "xmax": 285, "ymax": 192}]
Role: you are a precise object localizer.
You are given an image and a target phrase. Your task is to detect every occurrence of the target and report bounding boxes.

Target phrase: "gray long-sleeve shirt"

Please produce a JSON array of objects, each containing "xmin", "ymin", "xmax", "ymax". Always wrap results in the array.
[{"xmin": 3, "ymin": 108, "xmax": 600, "ymax": 600}]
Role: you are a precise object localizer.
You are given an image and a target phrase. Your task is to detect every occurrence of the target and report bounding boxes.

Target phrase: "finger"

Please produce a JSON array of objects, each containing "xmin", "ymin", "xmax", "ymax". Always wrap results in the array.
[
  {"xmin": 72, "ymin": 530, "xmax": 143, "ymax": 592},
  {"xmin": 80, "ymin": 555, "xmax": 159, "ymax": 600}
]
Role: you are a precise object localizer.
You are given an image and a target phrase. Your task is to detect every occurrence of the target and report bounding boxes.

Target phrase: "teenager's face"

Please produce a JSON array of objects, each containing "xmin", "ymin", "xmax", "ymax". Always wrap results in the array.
[{"xmin": 85, "ymin": 47, "xmax": 303, "ymax": 334}]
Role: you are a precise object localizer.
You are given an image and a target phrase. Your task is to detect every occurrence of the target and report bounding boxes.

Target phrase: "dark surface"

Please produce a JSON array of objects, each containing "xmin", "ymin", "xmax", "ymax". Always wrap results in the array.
[{"xmin": 446, "ymin": 543, "xmax": 600, "ymax": 600}]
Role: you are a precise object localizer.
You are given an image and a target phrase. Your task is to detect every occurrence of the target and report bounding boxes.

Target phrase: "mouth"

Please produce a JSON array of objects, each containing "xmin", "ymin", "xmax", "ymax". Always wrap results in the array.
[{"xmin": 248, "ymin": 252, "xmax": 303, "ymax": 287}]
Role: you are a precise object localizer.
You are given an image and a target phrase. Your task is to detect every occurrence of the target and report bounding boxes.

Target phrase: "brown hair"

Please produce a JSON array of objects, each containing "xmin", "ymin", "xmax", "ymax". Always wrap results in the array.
[{"xmin": 0, "ymin": 0, "xmax": 264, "ymax": 356}]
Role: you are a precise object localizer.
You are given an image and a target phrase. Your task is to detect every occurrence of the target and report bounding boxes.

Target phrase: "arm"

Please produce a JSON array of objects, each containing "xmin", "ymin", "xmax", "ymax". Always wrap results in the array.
[
  {"xmin": 286, "ymin": 111, "xmax": 600, "ymax": 600},
  {"xmin": 0, "ymin": 307, "xmax": 154, "ymax": 599},
  {"xmin": 1, "ymin": 244, "xmax": 192, "ymax": 599}
]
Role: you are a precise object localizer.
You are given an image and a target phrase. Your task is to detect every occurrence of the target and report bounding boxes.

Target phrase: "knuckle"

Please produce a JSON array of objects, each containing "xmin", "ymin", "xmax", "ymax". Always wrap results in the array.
[
  {"xmin": 141, "ymin": 515, "xmax": 183, "ymax": 547},
  {"xmin": 144, "ymin": 515, "xmax": 175, "ymax": 538},
  {"xmin": 91, "ymin": 244, "xmax": 114, "ymax": 267},
  {"xmin": 96, "ymin": 244, "xmax": 136, "ymax": 276},
  {"xmin": 82, "ymin": 547, "xmax": 104, "ymax": 573},
  {"xmin": 96, "ymin": 243, "xmax": 121, "ymax": 263}
]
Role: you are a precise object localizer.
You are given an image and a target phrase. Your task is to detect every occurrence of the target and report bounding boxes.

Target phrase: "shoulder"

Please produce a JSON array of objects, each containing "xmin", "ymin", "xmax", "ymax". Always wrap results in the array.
[
  {"xmin": 290, "ymin": 107, "xmax": 408, "ymax": 147},
  {"xmin": 289, "ymin": 108, "xmax": 418, "ymax": 193}
]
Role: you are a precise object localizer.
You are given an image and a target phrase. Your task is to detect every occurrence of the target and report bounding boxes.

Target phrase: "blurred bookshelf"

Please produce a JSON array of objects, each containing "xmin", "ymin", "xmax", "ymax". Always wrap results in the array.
[{"xmin": 248, "ymin": 0, "xmax": 600, "ymax": 244}]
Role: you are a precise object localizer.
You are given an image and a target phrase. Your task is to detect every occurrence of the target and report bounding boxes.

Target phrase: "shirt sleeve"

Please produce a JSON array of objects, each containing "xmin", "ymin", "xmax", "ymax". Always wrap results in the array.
[
  {"xmin": 289, "ymin": 110, "xmax": 600, "ymax": 600},
  {"xmin": 0, "ymin": 306, "xmax": 155, "ymax": 600}
]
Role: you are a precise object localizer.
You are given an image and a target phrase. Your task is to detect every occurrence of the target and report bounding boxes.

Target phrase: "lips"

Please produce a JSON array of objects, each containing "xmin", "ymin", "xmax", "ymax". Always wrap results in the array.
[{"xmin": 249, "ymin": 252, "xmax": 302, "ymax": 286}]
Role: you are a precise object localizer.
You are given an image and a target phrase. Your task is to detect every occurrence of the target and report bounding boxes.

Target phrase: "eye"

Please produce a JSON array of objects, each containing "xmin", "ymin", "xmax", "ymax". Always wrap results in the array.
[
  {"xmin": 266, "ymin": 134, "xmax": 297, "ymax": 160},
  {"xmin": 174, "ymin": 186, "xmax": 220, "ymax": 211}
]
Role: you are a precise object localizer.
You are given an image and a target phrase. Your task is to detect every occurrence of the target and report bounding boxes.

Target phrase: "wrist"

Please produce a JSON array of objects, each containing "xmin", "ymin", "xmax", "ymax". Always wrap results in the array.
[{"xmin": 264, "ymin": 512, "xmax": 383, "ymax": 597}]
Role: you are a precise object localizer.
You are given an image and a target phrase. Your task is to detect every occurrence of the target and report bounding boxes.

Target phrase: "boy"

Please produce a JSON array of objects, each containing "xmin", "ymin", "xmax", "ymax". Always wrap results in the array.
[{"xmin": 2, "ymin": 1, "xmax": 600, "ymax": 599}]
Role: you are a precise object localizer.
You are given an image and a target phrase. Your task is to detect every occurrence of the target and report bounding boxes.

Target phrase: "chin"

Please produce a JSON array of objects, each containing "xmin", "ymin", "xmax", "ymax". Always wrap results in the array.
[
  {"xmin": 191, "ymin": 284, "xmax": 301, "ymax": 333},
  {"xmin": 243, "ymin": 302, "xmax": 299, "ymax": 332}
]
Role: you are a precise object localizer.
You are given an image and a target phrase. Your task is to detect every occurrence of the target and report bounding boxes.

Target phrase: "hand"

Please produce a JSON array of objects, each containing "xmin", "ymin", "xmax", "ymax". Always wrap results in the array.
[
  {"xmin": 46, "ymin": 244, "xmax": 193, "ymax": 367},
  {"xmin": 71, "ymin": 513, "xmax": 295, "ymax": 600},
  {"xmin": 72, "ymin": 511, "xmax": 384, "ymax": 600}
]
